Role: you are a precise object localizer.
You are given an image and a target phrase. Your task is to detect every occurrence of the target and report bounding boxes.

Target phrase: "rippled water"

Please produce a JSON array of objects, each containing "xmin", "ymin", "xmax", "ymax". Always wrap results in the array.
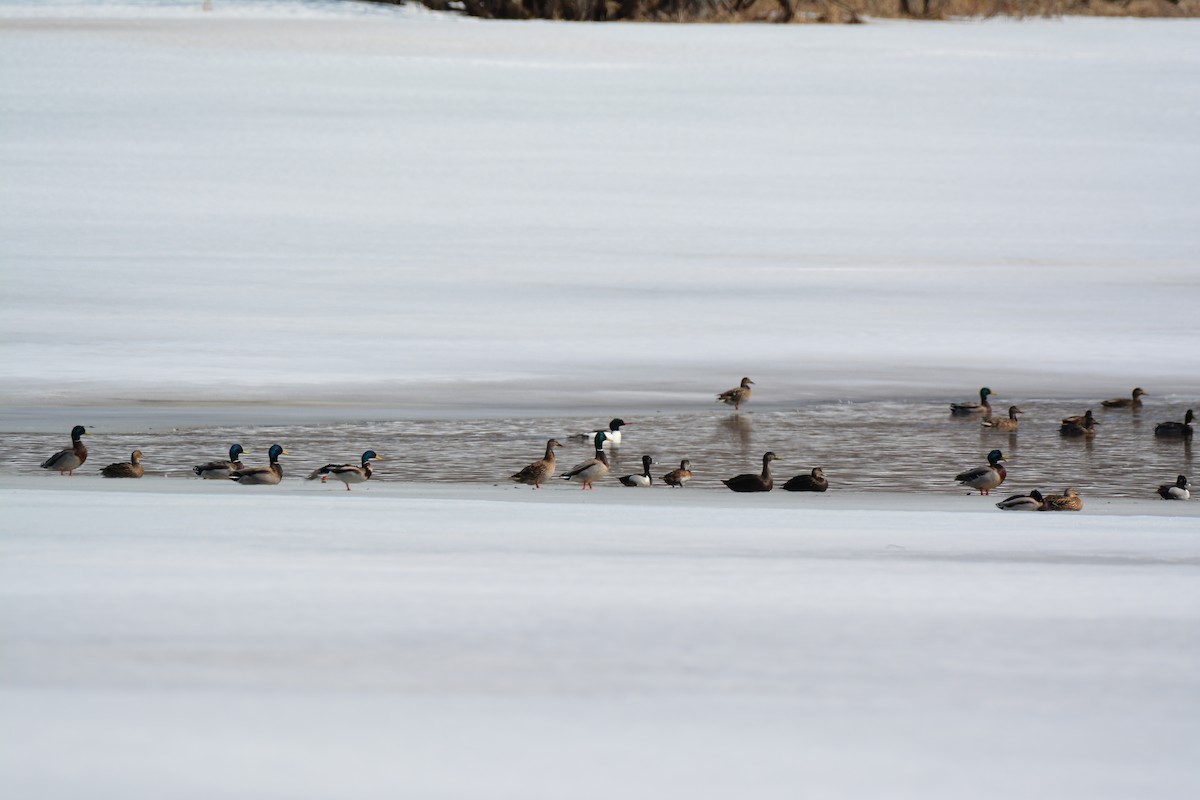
[{"xmin": 2, "ymin": 400, "xmax": 1194, "ymax": 498}]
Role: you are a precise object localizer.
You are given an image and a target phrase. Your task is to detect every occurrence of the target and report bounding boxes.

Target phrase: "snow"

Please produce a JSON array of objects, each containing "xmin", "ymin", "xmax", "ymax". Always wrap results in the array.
[
  {"xmin": 1, "ymin": 4, "xmax": 1199, "ymax": 411},
  {"xmin": 2, "ymin": 478, "xmax": 1199, "ymax": 798}
]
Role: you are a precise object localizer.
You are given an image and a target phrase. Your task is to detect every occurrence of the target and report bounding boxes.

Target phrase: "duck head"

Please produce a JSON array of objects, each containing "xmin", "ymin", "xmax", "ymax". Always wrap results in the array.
[
  {"xmin": 986, "ymin": 449, "xmax": 1006, "ymax": 465},
  {"xmin": 268, "ymin": 444, "xmax": 288, "ymax": 462},
  {"xmin": 229, "ymin": 443, "xmax": 245, "ymax": 461},
  {"xmin": 361, "ymin": 450, "xmax": 381, "ymax": 465},
  {"xmin": 71, "ymin": 425, "xmax": 88, "ymax": 440}
]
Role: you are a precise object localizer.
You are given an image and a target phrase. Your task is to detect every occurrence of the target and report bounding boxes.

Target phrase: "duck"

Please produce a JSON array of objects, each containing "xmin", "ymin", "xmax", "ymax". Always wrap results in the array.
[
  {"xmin": 192, "ymin": 443, "xmax": 246, "ymax": 479},
  {"xmin": 1157, "ymin": 475, "xmax": 1190, "ymax": 501},
  {"xmin": 950, "ymin": 387, "xmax": 992, "ymax": 417},
  {"xmin": 618, "ymin": 455, "xmax": 655, "ymax": 487},
  {"xmin": 307, "ymin": 450, "xmax": 381, "ymax": 491},
  {"xmin": 995, "ymin": 489, "xmax": 1045, "ymax": 511},
  {"xmin": 40, "ymin": 425, "xmax": 89, "ymax": 476},
  {"xmin": 716, "ymin": 377, "xmax": 754, "ymax": 411},
  {"xmin": 1059, "ymin": 409, "xmax": 1098, "ymax": 437},
  {"xmin": 576, "ymin": 419, "xmax": 630, "ymax": 447},
  {"xmin": 783, "ymin": 467, "xmax": 828, "ymax": 492},
  {"xmin": 722, "ymin": 451, "xmax": 778, "ymax": 493},
  {"xmin": 510, "ymin": 439, "xmax": 563, "ymax": 489},
  {"xmin": 955, "ymin": 449, "xmax": 1007, "ymax": 495},
  {"xmin": 230, "ymin": 444, "xmax": 287, "ymax": 485},
  {"xmin": 662, "ymin": 459, "xmax": 693, "ymax": 488},
  {"xmin": 1041, "ymin": 487, "xmax": 1083, "ymax": 511},
  {"xmin": 560, "ymin": 432, "xmax": 609, "ymax": 489},
  {"xmin": 1154, "ymin": 409, "xmax": 1194, "ymax": 439},
  {"xmin": 100, "ymin": 450, "xmax": 144, "ymax": 479},
  {"xmin": 981, "ymin": 406, "xmax": 1023, "ymax": 432},
  {"xmin": 1101, "ymin": 387, "xmax": 1147, "ymax": 409}
]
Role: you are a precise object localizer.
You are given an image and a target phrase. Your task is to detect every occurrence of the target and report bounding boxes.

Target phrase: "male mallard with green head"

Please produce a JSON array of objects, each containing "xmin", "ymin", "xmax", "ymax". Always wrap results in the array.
[
  {"xmin": 230, "ymin": 444, "xmax": 288, "ymax": 485},
  {"xmin": 560, "ymin": 433, "xmax": 609, "ymax": 489},
  {"xmin": 951, "ymin": 388, "xmax": 992, "ymax": 417},
  {"xmin": 955, "ymin": 449, "xmax": 1007, "ymax": 495},
  {"xmin": 193, "ymin": 444, "xmax": 245, "ymax": 479},
  {"xmin": 307, "ymin": 450, "xmax": 381, "ymax": 491},
  {"xmin": 40, "ymin": 425, "xmax": 89, "ymax": 476}
]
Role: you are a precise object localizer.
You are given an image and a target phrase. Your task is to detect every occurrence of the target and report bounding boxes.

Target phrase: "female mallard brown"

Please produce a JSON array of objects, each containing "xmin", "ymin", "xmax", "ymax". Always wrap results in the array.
[
  {"xmin": 230, "ymin": 444, "xmax": 287, "ymax": 485},
  {"xmin": 560, "ymin": 433, "xmax": 609, "ymax": 489},
  {"xmin": 995, "ymin": 489, "xmax": 1045, "ymax": 511},
  {"xmin": 1059, "ymin": 410, "xmax": 1098, "ymax": 438},
  {"xmin": 100, "ymin": 450, "xmax": 144, "ymax": 479},
  {"xmin": 662, "ymin": 459, "xmax": 693, "ymax": 488},
  {"xmin": 619, "ymin": 455, "xmax": 655, "ymax": 487},
  {"xmin": 40, "ymin": 425, "xmax": 89, "ymax": 476},
  {"xmin": 1101, "ymin": 388, "xmax": 1146, "ymax": 409},
  {"xmin": 955, "ymin": 449, "xmax": 1007, "ymax": 495},
  {"xmin": 783, "ymin": 467, "xmax": 827, "ymax": 492},
  {"xmin": 307, "ymin": 450, "xmax": 380, "ymax": 491},
  {"xmin": 193, "ymin": 444, "xmax": 245, "ymax": 479},
  {"xmin": 982, "ymin": 406, "xmax": 1023, "ymax": 432},
  {"xmin": 951, "ymin": 387, "xmax": 992, "ymax": 417},
  {"xmin": 1041, "ymin": 487, "xmax": 1083, "ymax": 511},
  {"xmin": 1154, "ymin": 409, "xmax": 1194, "ymax": 439},
  {"xmin": 1157, "ymin": 475, "xmax": 1190, "ymax": 501},
  {"xmin": 510, "ymin": 439, "xmax": 563, "ymax": 489},
  {"xmin": 722, "ymin": 451, "xmax": 778, "ymax": 493},
  {"xmin": 716, "ymin": 377, "xmax": 754, "ymax": 411}
]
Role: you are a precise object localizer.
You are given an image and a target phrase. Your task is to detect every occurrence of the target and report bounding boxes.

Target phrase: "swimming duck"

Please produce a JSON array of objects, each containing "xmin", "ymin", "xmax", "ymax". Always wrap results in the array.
[
  {"xmin": 1154, "ymin": 409, "xmax": 1194, "ymax": 439},
  {"xmin": 510, "ymin": 439, "xmax": 563, "ymax": 489},
  {"xmin": 995, "ymin": 489, "xmax": 1045, "ymax": 511},
  {"xmin": 40, "ymin": 425, "xmax": 89, "ymax": 476},
  {"xmin": 662, "ymin": 459, "xmax": 693, "ymax": 488},
  {"xmin": 192, "ymin": 443, "xmax": 246, "ymax": 479},
  {"xmin": 560, "ymin": 432, "xmax": 609, "ymax": 489},
  {"xmin": 576, "ymin": 419, "xmax": 630, "ymax": 447},
  {"xmin": 1101, "ymin": 388, "xmax": 1147, "ymax": 409},
  {"xmin": 955, "ymin": 449, "xmax": 1007, "ymax": 495},
  {"xmin": 716, "ymin": 377, "xmax": 754, "ymax": 411},
  {"xmin": 100, "ymin": 450, "xmax": 144, "ymax": 479},
  {"xmin": 981, "ymin": 406, "xmax": 1023, "ymax": 432},
  {"xmin": 230, "ymin": 444, "xmax": 287, "ymax": 485},
  {"xmin": 783, "ymin": 467, "xmax": 828, "ymax": 492},
  {"xmin": 619, "ymin": 455, "xmax": 655, "ymax": 487},
  {"xmin": 950, "ymin": 387, "xmax": 992, "ymax": 417},
  {"xmin": 1041, "ymin": 487, "xmax": 1083, "ymax": 511},
  {"xmin": 1059, "ymin": 409, "xmax": 1098, "ymax": 437},
  {"xmin": 1157, "ymin": 475, "xmax": 1190, "ymax": 500},
  {"xmin": 722, "ymin": 451, "xmax": 778, "ymax": 493},
  {"xmin": 307, "ymin": 450, "xmax": 381, "ymax": 491}
]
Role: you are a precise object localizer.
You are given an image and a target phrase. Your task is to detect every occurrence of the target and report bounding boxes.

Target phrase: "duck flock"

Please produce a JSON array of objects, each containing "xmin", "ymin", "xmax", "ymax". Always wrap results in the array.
[{"xmin": 35, "ymin": 378, "xmax": 1194, "ymax": 507}]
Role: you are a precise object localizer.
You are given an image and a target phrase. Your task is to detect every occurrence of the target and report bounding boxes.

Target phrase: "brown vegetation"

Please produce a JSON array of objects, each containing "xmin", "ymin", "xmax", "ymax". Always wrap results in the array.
[{"xmin": 373, "ymin": 0, "xmax": 1197, "ymax": 22}]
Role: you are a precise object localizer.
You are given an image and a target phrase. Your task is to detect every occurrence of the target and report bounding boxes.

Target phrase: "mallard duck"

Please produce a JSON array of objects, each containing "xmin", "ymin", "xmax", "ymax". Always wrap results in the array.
[
  {"xmin": 619, "ymin": 455, "xmax": 655, "ymax": 487},
  {"xmin": 1101, "ymin": 388, "xmax": 1147, "ymax": 409},
  {"xmin": 230, "ymin": 444, "xmax": 287, "ymax": 485},
  {"xmin": 783, "ymin": 467, "xmax": 827, "ymax": 492},
  {"xmin": 955, "ymin": 449, "xmax": 1007, "ymax": 495},
  {"xmin": 1154, "ymin": 409, "xmax": 1194, "ymax": 439},
  {"xmin": 662, "ymin": 459, "xmax": 693, "ymax": 488},
  {"xmin": 982, "ymin": 406, "xmax": 1023, "ymax": 432},
  {"xmin": 576, "ymin": 419, "xmax": 630, "ymax": 447},
  {"xmin": 716, "ymin": 377, "xmax": 754, "ymax": 411},
  {"xmin": 1041, "ymin": 487, "xmax": 1083, "ymax": 511},
  {"xmin": 1060, "ymin": 411, "xmax": 1088, "ymax": 426},
  {"xmin": 307, "ymin": 450, "xmax": 380, "ymax": 491},
  {"xmin": 192, "ymin": 443, "xmax": 246, "ymax": 479},
  {"xmin": 560, "ymin": 432, "xmax": 609, "ymax": 489},
  {"xmin": 1157, "ymin": 475, "xmax": 1190, "ymax": 501},
  {"xmin": 510, "ymin": 439, "xmax": 563, "ymax": 489},
  {"xmin": 100, "ymin": 450, "xmax": 144, "ymax": 479},
  {"xmin": 951, "ymin": 387, "xmax": 992, "ymax": 417},
  {"xmin": 722, "ymin": 451, "xmax": 778, "ymax": 493},
  {"xmin": 995, "ymin": 489, "xmax": 1044, "ymax": 511},
  {"xmin": 1060, "ymin": 409, "xmax": 1098, "ymax": 437},
  {"xmin": 40, "ymin": 425, "xmax": 89, "ymax": 476}
]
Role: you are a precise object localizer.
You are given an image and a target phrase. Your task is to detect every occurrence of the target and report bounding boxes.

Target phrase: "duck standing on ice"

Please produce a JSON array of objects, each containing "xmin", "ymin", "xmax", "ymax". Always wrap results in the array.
[
  {"xmin": 41, "ymin": 425, "xmax": 89, "ymax": 476},
  {"xmin": 716, "ymin": 377, "xmax": 754, "ymax": 411},
  {"xmin": 955, "ymin": 449, "xmax": 1007, "ymax": 496}
]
